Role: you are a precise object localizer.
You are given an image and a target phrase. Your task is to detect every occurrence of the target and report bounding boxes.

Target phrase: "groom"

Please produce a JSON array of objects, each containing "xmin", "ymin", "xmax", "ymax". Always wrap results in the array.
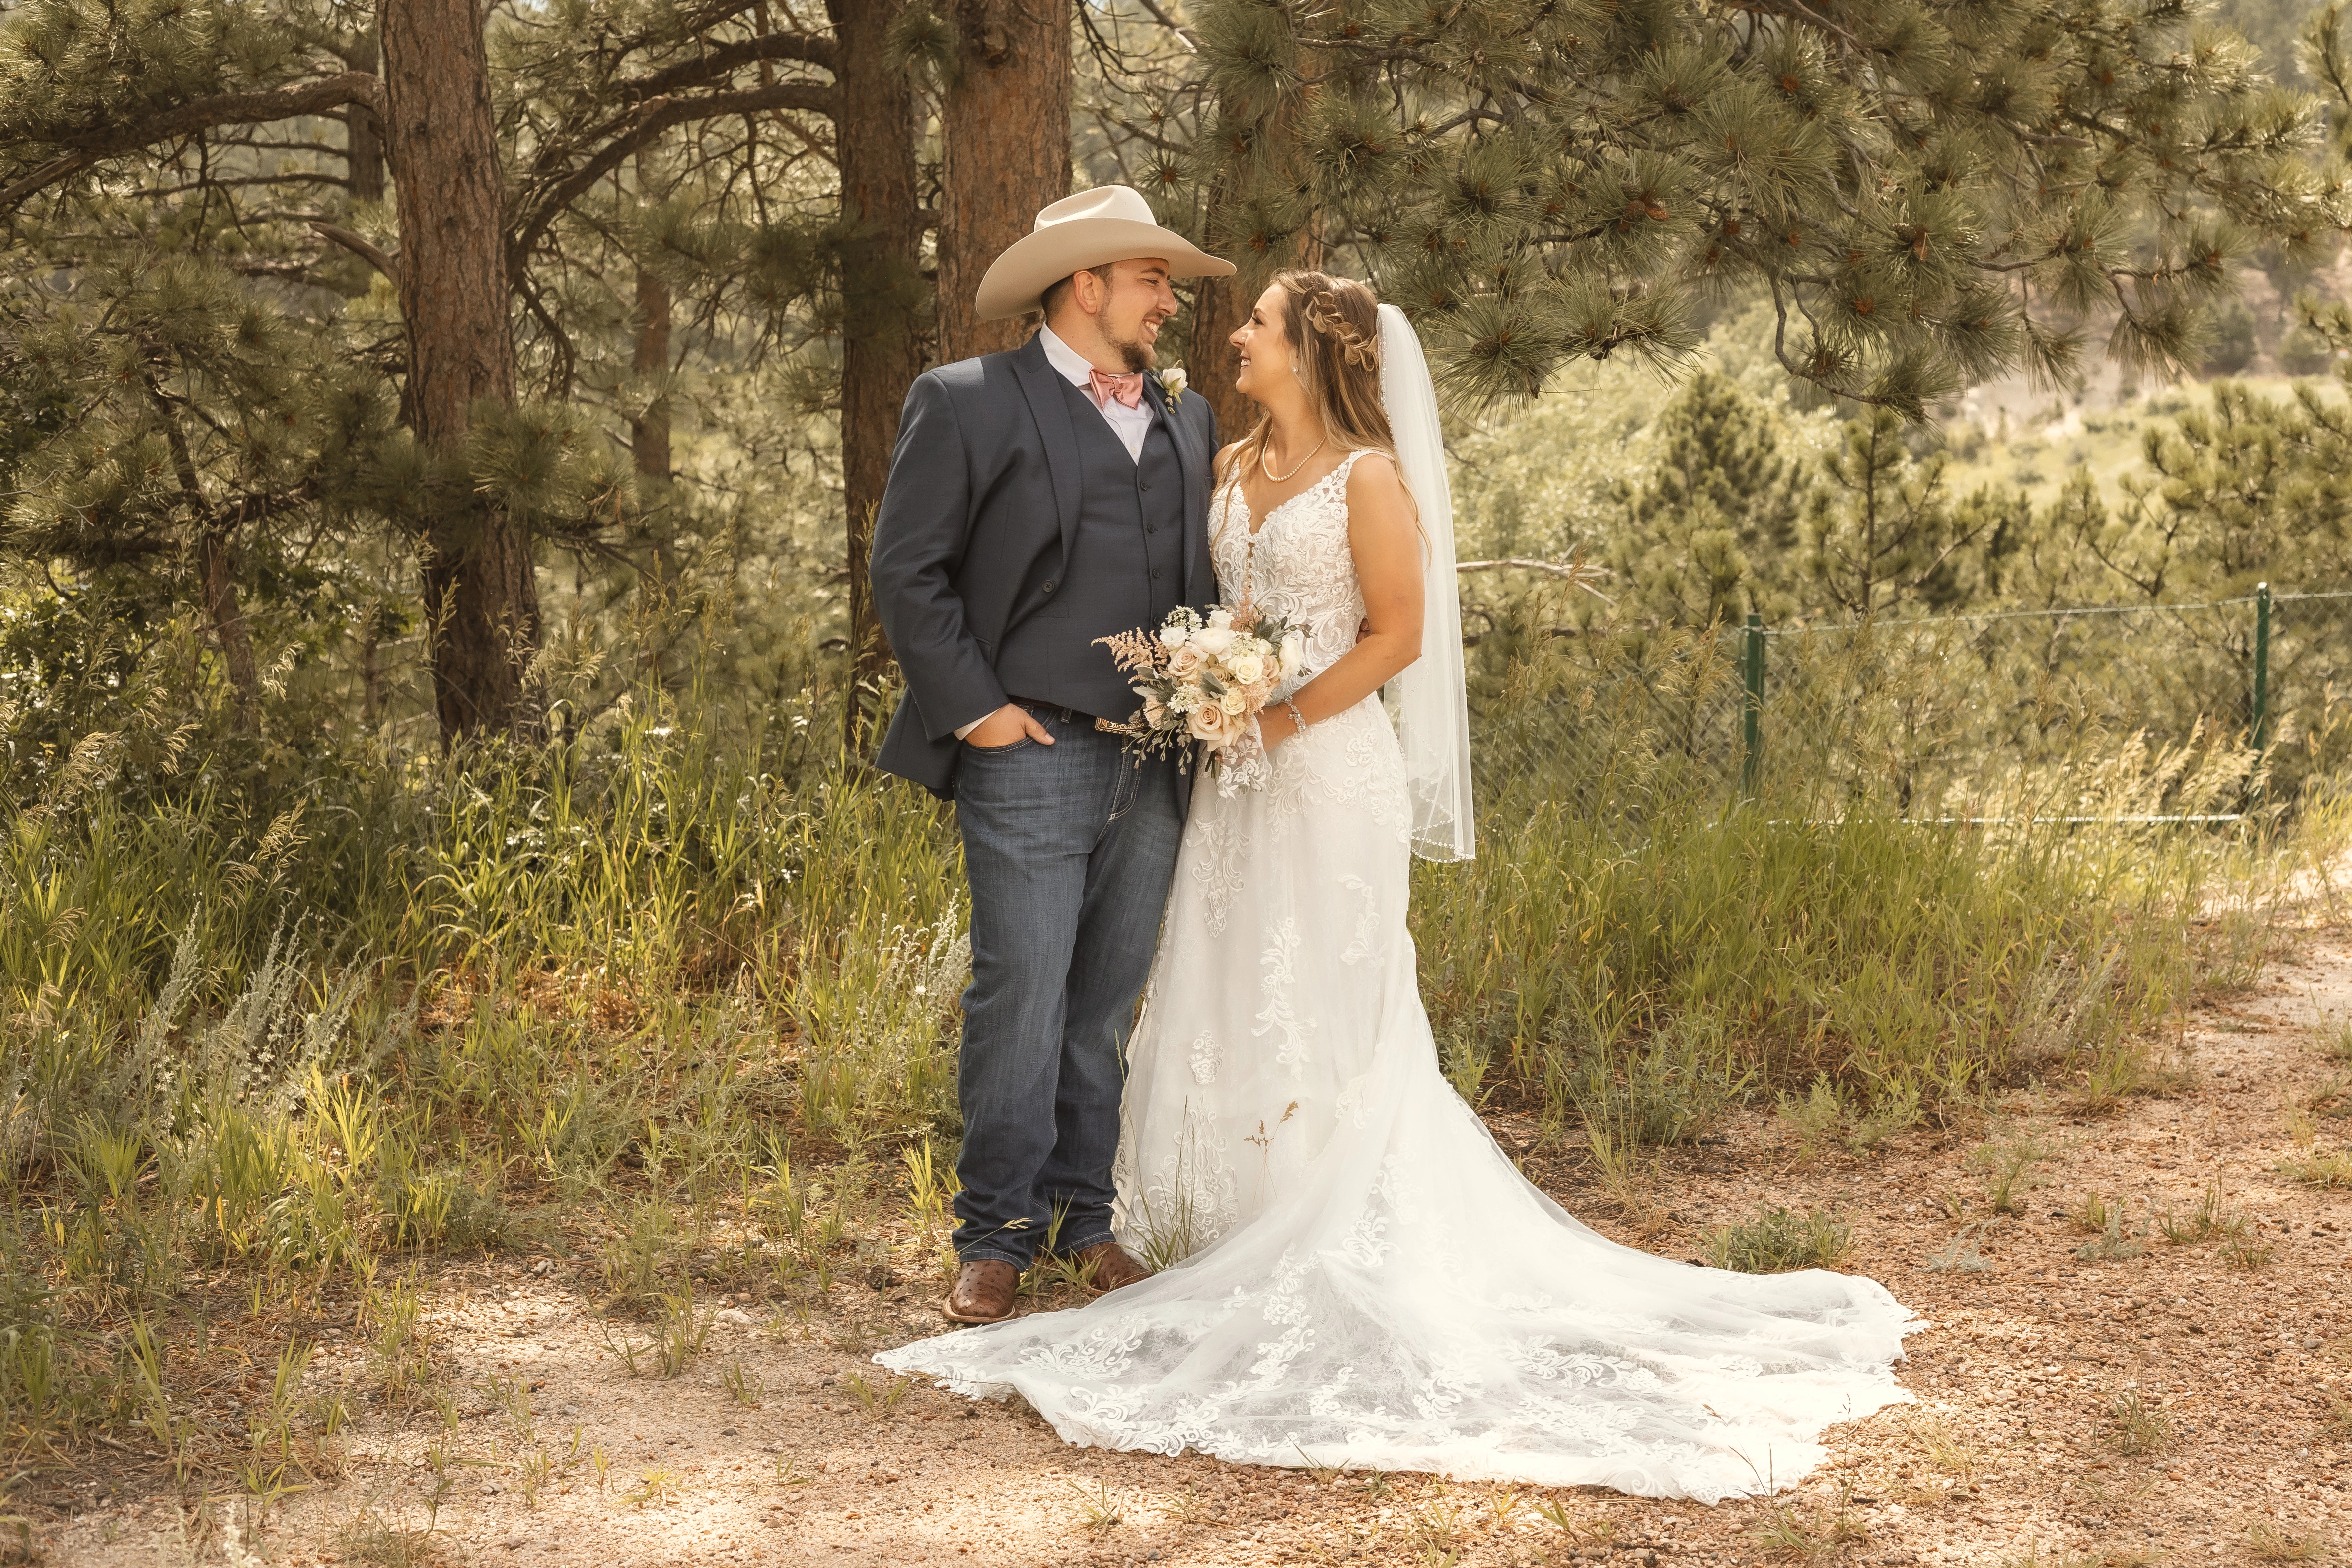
[{"xmin": 869, "ymin": 187, "xmax": 1233, "ymax": 1324}]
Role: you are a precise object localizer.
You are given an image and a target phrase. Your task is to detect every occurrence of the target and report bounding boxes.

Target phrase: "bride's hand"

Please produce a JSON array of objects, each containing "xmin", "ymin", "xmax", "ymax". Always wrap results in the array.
[{"xmin": 1259, "ymin": 705, "xmax": 1300, "ymax": 750}]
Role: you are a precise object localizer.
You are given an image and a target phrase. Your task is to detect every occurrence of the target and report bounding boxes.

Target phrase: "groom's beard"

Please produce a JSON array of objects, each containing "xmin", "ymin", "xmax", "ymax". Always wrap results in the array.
[{"xmin": 1105, "ymin": 324, "xmax": 1156, "ymax": 373}]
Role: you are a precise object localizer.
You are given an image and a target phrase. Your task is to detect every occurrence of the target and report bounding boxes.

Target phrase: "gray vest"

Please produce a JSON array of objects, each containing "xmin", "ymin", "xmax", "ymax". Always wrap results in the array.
[{"xmin": 991, "ymin": 383, "xmax": 1188, "ymax": 722}]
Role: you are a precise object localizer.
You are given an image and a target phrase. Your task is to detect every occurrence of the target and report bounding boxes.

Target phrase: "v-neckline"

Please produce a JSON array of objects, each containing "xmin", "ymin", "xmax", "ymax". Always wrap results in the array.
[{"xmin": 1233, "ymin": 458, "xmax": 1351, "ymax": 540}]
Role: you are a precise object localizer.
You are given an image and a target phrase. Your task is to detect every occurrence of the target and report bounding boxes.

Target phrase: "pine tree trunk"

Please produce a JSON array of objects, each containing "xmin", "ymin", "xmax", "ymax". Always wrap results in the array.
[
  {"xmin": 828, "ymin": 0, "xmax": 925, "ymax": 743},
  {"xmin": 1189, "ymin": 275, "xmax": 1250, "ymax": 453},
  {"xmin": 198, "ymin": 527, "xmax": 260, "ymax": 733},
  {"xmin": 144, "ymin": 373, "xmax": 259, "ymax": 730},
  {"xmin": 360, "ymin": 603, "xmax": 382, "ymax": 728},
  {"xmin": 631, "ymin": 265, "xmax": 672, "ymax": 487},
  {"xmin": 632, "ymin": 261, "xmax": 676, "ymax": 586},
  {"xmin": 346, "ymin": 36, "xmax": 385, "ymax": 204},
  {"xmin": 937, "ymin": 0, "xmax": 1071, "ymax": 363},
  {"xmin": 382, "ymin": 0, "xmax": 536, "ymax": 745}
]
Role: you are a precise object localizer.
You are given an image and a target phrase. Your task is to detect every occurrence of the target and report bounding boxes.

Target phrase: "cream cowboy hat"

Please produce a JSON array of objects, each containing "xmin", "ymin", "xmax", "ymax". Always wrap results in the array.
[{"xmin": 974, "ymin": 185, "xmax": 1235, "ymax": 322}]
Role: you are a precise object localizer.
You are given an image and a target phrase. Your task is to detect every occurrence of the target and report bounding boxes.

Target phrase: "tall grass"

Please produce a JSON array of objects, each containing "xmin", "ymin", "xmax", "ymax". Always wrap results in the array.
[
  {"xmin": 1426, "ymin": 612, "xmax": 2314, "ymax": 1127},
  {"xmin": 0, "ymin": 613, "xmax": 2323, "ymax": 1467}
]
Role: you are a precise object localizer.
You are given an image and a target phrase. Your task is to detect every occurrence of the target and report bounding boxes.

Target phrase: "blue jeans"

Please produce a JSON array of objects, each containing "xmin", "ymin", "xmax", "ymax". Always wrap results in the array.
[{"xmin": 951, "ymin": 708, "xmax": 1183, "ymax": 1267}]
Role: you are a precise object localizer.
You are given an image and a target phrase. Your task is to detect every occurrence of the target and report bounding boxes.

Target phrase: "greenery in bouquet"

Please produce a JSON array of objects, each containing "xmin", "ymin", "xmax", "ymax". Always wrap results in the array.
[{"xmin": 1096, "ymin": 604, "xmax": 1308, "ymax": 769}]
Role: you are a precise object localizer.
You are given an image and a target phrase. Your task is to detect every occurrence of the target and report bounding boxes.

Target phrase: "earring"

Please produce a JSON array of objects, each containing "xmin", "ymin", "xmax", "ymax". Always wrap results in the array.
[{"xmin": 1291, "ymin": 362, "xmax": 1303, "ymax": 377}]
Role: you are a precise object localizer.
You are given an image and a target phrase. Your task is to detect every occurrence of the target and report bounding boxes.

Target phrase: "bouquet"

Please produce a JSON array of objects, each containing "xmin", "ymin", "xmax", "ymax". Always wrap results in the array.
[{"xmin": 1096, "ymin": 604, "xmax": 1307, "ymax": 787}]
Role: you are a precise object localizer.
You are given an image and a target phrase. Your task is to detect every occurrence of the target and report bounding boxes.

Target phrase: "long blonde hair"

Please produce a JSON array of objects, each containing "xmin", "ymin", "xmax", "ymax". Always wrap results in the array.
[{"xmin": 1225, "ymin": 269, "xmax": 1404, "ymax": 490}]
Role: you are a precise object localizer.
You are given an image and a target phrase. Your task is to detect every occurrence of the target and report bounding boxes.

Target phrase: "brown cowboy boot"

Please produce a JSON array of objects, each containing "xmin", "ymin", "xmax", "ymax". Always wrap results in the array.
[
  {"xmin": 942, "ymin": 1259, "xmax": 1020, "ymax": 1324},
  {"xmin": 1060, "ymin": 1240, "xmax": 1152, "ymax": 1294}
]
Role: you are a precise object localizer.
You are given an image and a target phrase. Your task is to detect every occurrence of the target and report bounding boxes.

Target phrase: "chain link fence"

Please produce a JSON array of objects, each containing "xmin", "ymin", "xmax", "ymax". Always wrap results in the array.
[{"xmin": 1466, "ymin": 587, "xmax": 2352, "ymax": 822}]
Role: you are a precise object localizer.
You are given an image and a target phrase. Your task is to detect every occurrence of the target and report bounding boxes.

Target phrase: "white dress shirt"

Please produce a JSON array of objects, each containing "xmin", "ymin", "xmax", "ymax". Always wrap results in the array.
[
  {"xmin": 1041, "ymin": 324, "xmax": 1153, "ymax": 461},
  {"xmin": 956, "ymin": 327, "xmax": 1157, "ymax": 740}
]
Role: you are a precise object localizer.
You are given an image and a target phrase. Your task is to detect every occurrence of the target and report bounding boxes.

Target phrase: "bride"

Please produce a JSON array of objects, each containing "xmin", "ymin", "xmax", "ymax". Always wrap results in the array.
[{"xmin": 878, "ymin": 271, "xmax": 1917, "ymax": 1500}]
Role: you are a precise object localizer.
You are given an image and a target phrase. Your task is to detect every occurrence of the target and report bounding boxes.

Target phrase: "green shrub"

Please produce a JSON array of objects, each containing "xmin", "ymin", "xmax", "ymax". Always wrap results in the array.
[
  {"xmin": 1704, "ymin": 1205, "xmax": 1852, "ymax": 1273},
  {"xmin": 1570, "ymin": 1021, "xmax": 1750, "ymax": 1146}
]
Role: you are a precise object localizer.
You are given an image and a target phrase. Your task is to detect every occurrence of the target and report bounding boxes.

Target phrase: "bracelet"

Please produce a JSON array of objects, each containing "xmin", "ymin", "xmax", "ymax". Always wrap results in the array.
[{"xmin": 1282, "ymin": 698, "xmax": 1308, "ymax": 734}]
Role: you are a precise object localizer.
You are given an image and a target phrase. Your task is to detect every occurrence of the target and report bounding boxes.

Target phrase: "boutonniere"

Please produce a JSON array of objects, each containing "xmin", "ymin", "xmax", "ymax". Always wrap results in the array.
[{"xmin": 1159, "ymin": 365, "xmax": 1188, "ymax": 407}]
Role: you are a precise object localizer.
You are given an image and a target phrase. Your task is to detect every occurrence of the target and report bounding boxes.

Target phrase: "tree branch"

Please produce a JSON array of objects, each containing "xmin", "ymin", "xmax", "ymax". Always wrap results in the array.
[
  {"xmin": 0, "ymin": 72, "xmax": 388, "ymax": 216},
  {"xmin": 507, "ymin": 80, "xmax": 835, "ymax": 277},
  {"xmin": 46, "ymin": 72, "xmax": 389, "ymax": 155},
  {"xmin": 612, "ymin": 31, "xmax": 837, "ymax": 103},
  {"xmin": 309, "ymin": 221, "xmax": 401, "ymax": 287}
]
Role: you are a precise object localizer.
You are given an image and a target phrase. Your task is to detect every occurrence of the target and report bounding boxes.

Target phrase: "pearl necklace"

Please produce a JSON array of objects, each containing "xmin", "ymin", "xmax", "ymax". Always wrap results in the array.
[{"xmin": 1259, "ymin": 432, "xmax": 1329, "ymax": 484}]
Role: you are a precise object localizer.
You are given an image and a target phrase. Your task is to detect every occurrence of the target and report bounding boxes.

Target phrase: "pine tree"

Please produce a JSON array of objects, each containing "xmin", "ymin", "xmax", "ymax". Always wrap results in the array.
[
  {"xmin": 2097, "ymin": 378, "xmax": 2352, "ymax": 597},
  {"xmin": 1190, "ymin": 0, "xmax": 2336, "ymax": 415},
  {"xmin": 1613, "ymin": 370, "xmax": 1808, "ymax": 627},
  {"xmin": 1799, "ymin": 409, "xmax": 1985, "ymax": 617},
  {"xmin": 0, "ymin": 1, "xmax": 901, "ymax": 748}
]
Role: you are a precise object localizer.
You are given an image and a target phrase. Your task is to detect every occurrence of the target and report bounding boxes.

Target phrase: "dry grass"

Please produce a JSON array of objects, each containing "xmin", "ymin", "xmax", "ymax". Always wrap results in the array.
[
  {"xmin": 333, "ymin": 1508, "xmax": 438, "ymax": 1568},
  {"xmin": 1749, "ymin": 1488, "xmax": 1871, "ymax": 1561},
  {"xmin": 2278, "ymin": 1148, "xmax": 2352, "ymax": 1188},
  {"xmin": 2245, "ymin": 1520, "xmax": 2333, "ymax": 1562},
  {"xmin": 2106, "ymin": 1390, "xmax": 2171, "ymax": 1457},
  {"xmin": 1069, "ymin": 1477, "xmax": 1126, "ymax": 1537}
]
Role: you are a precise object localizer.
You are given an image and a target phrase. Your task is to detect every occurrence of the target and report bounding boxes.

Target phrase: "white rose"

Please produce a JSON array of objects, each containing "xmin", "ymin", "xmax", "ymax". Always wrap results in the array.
[
  {"xmin": 1158, "ymin": 624, "xmax": 1191, "ymax": 650},
  {"xmin": 1279, "ymin": 632, "xmax": 1305, "ymax": 675},
  {"xmin": 1194, "ymin": 626, "xmax": 1236, "ymax": 657},
  {"xmin": 1207, "ymin": 608, "xmax": 1235, "ymax": 629},
  {"xmin": 1230, "ymin": 653, "xmax": 1266, "ymax": 685},
  {"xmin": 1161, "ymin": 366, "xmax": 1188, "ymax": 400},
  {"xmin": 1219, "ymin": 689, "xmax": 1248, "ymax": 716}
]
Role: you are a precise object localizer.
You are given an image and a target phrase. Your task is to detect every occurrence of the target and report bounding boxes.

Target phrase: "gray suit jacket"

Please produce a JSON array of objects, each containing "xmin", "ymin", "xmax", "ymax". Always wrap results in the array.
[{"xmin": 870, "ymin": 334, "xmax": 1221, "ymax": 799}]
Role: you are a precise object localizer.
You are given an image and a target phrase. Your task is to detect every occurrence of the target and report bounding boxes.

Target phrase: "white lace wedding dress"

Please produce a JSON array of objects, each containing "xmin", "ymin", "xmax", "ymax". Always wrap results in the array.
[{"xmin": 878, "ymin": 454, "xmax": 1918, "ymax": 1499}]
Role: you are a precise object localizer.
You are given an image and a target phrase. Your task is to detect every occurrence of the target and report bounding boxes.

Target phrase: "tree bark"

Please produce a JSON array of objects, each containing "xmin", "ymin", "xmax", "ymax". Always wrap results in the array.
[
  {"xmin": 828, "ymin": 0, "xmax": 925, "ymax": 743},
  {"xmin": 198, "ymin": 527, "xmax": 260, "ymax": 733},
  {"xmin": 143, "ymin": 373, "xmax": 259, "ymax": 729},
  {"xmin": 631, "ymin": 248, "xmax": 678, "ymax": 586},
  {"xmin": 382, "ymin": 0, "xmax": 536, "ymax": 745},
  {"xmin": 938, "ymin": 0, "xmax": 1072, "ymax": 363},
  {"xmin": 345, "ymin": 36, "xmax": 385, "ymax": 203},
  {"xmin": 1189, "ymin": 275, "xmax": 1250, "ymax": 453},
  {"xmin": 631, "ymin": 264, "xmax": 672, "ymax": 487}
]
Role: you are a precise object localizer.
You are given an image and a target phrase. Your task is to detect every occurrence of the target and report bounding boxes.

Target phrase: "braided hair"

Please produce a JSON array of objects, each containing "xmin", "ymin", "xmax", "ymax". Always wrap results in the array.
[{"xmin": 1225, "ymin": 270, "xmax": 1406, "ymax": 507}]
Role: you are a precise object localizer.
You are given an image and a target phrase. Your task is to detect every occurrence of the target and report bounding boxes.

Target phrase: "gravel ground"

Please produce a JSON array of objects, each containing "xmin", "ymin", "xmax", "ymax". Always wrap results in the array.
[{"xmin": 48, "ymin": 936, "xmax": 2352, "ymax": 1568}]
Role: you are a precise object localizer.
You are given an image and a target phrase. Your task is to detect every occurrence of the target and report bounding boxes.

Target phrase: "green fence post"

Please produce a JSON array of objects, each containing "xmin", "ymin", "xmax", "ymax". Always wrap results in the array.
[
  {"xmin": 2251, "ymin": 581, "xmax": 2272, "ymax": 759},
  {"xmin": 1742, "ymin": 612, "xmax": 1764, "ymax": 797}
]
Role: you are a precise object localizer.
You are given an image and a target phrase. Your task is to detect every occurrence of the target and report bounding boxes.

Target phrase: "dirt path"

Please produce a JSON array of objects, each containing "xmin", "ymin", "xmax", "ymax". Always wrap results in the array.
[{"xmin": 53, "ymin": 932, "xmax": 2352, "ymax": 1568}]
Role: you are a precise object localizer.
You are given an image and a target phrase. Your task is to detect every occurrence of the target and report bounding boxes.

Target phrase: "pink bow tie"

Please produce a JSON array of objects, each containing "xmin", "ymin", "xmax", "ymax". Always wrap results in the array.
[{"xmin": 1087, "ymin": 368, "xmax": 1146, "ymax": 410}]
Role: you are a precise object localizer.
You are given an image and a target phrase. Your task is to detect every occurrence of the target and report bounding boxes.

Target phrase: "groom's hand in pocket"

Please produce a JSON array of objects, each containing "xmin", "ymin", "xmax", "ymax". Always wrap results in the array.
[{"xmin": 964, "ymin": 703, "xmax": 1055, "ymax": 749}]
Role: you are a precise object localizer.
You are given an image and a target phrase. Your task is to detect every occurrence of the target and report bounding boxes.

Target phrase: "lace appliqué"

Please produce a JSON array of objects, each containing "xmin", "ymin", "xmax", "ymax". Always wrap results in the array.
[
  {"xmin": 1020, "ymin": 1319, "xmax": 1146, "ymax": 1381},
  {"xmin": 1339, "ymin": 875, "xmax": 1380, "ymax": 966},
  {"xmin": 1214, "ymin": 717, "xmax": 1271, "ymax": 798},
  {"xmin": 1212, "ymin": 458, "xmax": 1372, "ymax": 680},
  {"xmin": 1119, "ymin": 1101, "xmax": 1240, "ymax": 1265},
  {"xmin": 1254, "ymin": 918, "xmax": 1309, "ymax": 1079},
  {"xmin": 1188, "ymin": 818, "xmax": 1248, "ymax": 936},
  {"xmin": 1189, "ymin": 1031, "xmax": 1222, "ymax": 1085}
]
